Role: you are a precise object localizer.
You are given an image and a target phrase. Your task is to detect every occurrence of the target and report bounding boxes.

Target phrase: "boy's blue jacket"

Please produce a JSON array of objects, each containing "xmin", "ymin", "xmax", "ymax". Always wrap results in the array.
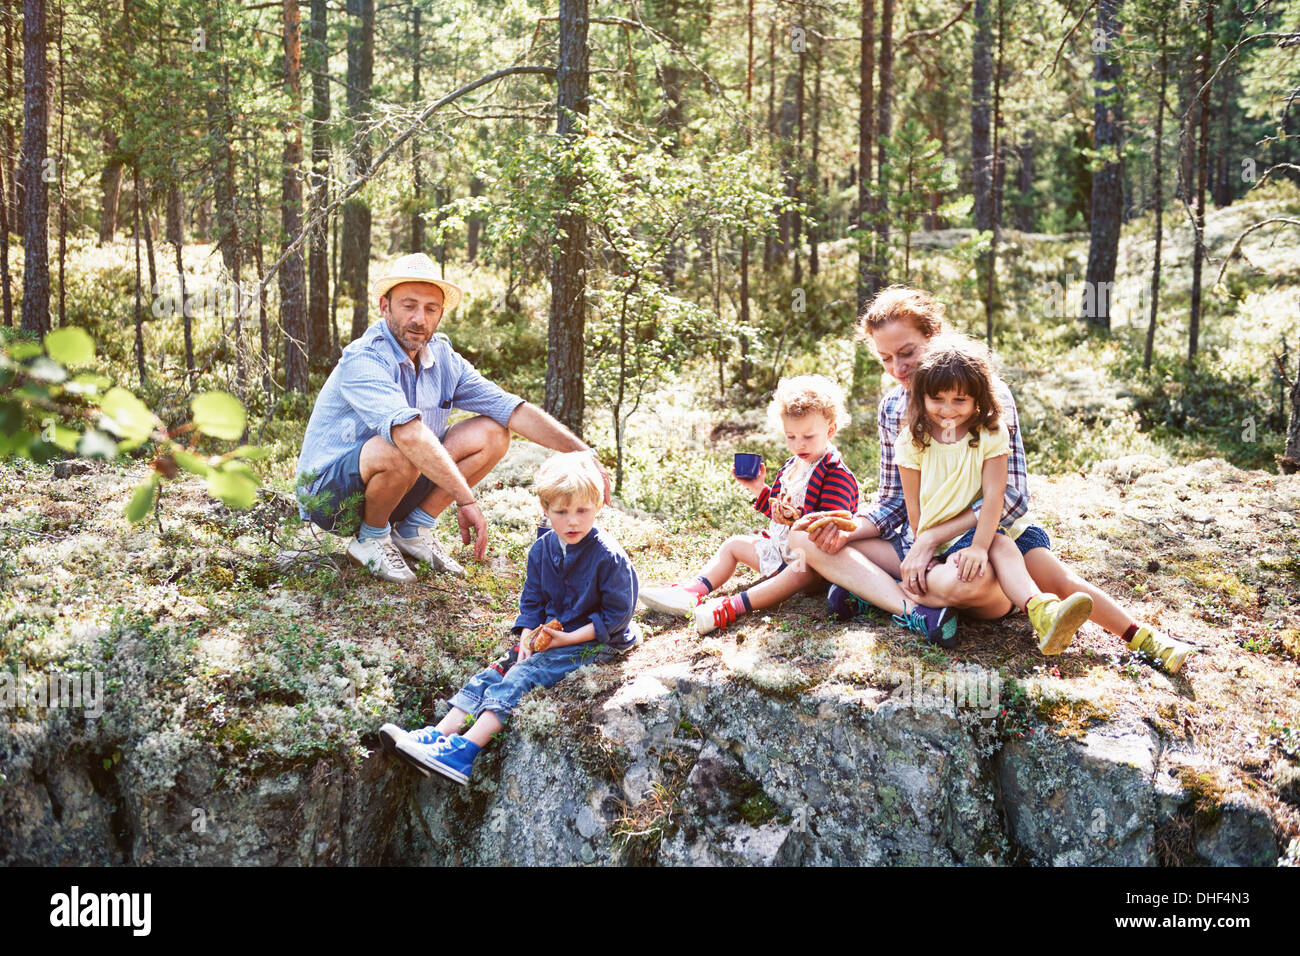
[{"xmin": 512, "ymin": 526, "xmax": 639, "ymax": 651}]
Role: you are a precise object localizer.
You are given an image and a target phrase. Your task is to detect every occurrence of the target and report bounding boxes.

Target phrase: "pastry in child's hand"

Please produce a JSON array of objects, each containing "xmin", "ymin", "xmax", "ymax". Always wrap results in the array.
[{"xmin": 529, "ymin": 619, "xmax": 563, "ymax": 652}]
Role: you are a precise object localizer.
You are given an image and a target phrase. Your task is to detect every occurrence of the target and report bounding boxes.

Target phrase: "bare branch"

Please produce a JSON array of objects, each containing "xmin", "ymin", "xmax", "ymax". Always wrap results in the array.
[
  {"xmin": 1047, "ymin": 0, "xmax": 1099, "ymax": 78},
  {"xmin": 901, "ymin": 0, "xmax": 974, "ymax": 47},
  {"xmin": 1215, "ymin": 218, "xmax": 1300, "ymax": 285}
]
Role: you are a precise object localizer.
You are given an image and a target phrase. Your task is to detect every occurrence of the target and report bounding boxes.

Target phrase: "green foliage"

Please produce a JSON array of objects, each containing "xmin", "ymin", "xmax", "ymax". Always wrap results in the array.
[{"xmin": 0, "ymin": 330, "xmax": 265, "ymax": 521}]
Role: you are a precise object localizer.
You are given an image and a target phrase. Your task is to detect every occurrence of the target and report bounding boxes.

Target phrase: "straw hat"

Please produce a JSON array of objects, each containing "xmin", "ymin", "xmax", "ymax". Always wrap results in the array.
[{"xmin": 371, "ymin": 253, "xmax": 463, "ymax": 313}]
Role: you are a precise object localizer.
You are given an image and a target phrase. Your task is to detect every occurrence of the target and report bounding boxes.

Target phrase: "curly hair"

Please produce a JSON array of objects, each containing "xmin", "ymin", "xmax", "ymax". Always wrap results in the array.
[
  {"xmin": 856, "ymin": 285, "xmax": 947, "ymax": 341},
  {"xmin": 904, "ymin": 334, "xmax": 1002, "ymax": 451},
  {"xmin": 768, "ymin": 374, "xmax": 850, "ymax": 432}
]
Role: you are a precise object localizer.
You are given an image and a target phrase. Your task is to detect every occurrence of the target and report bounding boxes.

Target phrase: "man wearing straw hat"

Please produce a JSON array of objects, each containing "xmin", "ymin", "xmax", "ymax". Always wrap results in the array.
[{"xmin": 295, "ymin": 252, "xmax": 605, "ymax": 583}]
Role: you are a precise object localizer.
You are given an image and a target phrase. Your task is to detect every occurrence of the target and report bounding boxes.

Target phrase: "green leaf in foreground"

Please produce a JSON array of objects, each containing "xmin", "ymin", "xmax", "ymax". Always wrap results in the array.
[
  {"xmin": 78, "ymin": 429, "xmax": 118, "ymax": 460},
  {"xmin": 101, "ymin": 387, "xmax": 158, "ymax": 443},
  {"xmin": 124, "ymin": 476, "xmax": 159, "ymax": 523},
  {"xmin": 191, "ymin": 391, "xmax": 246, "ymax": 441},
  {"xmin": 173, "ymin": 449, "xmax": 213, "ymax": 476},
  {"xmin": 207, "ymin": 469, "xmax": 258, "ymax": 509},
  {"xmin": 44, "ymin": 327, "xmax": 95, "ymax": 366}
]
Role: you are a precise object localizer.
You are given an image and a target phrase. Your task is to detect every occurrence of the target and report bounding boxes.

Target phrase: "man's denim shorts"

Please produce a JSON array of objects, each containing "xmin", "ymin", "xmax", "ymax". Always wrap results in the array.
[
  {"xmin": 938, "ymin": 524, "xmax": 1051, "ymax": 559},
  {"xmin": 298, "ymin": 440, "xmax": 435, "ymax": 534}
]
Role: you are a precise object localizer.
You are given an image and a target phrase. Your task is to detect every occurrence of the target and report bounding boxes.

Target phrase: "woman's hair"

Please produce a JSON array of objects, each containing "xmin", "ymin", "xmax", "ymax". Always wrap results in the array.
[
  {"xmin": 534, "ymin": 451, "xmax": 604, "ymax": 509},
  {"xmin": 904, "ymin": 334, "xmax": 1002, "ymax": 450},
  {"xmin": 857, "ymin": 285, "xmax": 947, "ymax": 341},
  {"xmin": 768, "ymin": 374, "xmax": 850, "ymax": 432}
]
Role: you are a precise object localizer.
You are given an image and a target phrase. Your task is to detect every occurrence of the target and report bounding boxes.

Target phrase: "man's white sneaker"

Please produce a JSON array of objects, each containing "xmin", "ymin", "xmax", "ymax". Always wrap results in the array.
[
  {"xmin": 347, "ymin": 534, "xmax": 417, "ymax": 583},
  {"xmin": 392, "ymin": 527, "xmax": 466, "ymax": 577}
]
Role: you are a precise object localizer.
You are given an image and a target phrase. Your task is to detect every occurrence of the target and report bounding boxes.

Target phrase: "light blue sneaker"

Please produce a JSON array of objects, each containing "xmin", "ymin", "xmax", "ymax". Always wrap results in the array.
[
  {"xmin": 396, "ymin": 734, "xmax": 481, "ymax": 786},
  {"xmin": 892, "ymin": 602, "xmax": 959, "ymax": 649}
]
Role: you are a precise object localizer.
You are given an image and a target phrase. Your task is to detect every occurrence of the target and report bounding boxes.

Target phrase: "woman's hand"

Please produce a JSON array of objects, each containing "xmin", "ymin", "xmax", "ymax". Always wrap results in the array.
[
  {"xmin": 953, "ymin": 545, "xmax": 988, "ymax": 582},
  {"xmin": 734, "ymin": 461, "xmax": 767, "ymax": 496},
  {"xmin": 899, "ymin": 533, "xmax": 938, "ymax": 596}
]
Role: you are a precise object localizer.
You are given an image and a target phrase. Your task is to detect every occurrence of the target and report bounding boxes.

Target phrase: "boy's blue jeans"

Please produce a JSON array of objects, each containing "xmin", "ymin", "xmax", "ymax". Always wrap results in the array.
[{"xmin": 449, "ymin": 626, "xmax": 639, "ymax": 720}]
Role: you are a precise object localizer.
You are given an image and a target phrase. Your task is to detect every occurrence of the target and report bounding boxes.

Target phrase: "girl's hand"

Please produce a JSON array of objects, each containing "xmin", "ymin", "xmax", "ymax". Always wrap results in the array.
[
  {"xmin": 734, "ymin": 461, "xmax": 767, "ymax": 496},
  {"xmin": 517, "ymin": 631, "xmax": 534, "ymax": 662},
  {"xmin": 899, "ymin": 535, "xmax": 937, "ymax": 596},
  {"xmin": 953, "ymin": 545, "xmax": 988, "ymax": 582}
]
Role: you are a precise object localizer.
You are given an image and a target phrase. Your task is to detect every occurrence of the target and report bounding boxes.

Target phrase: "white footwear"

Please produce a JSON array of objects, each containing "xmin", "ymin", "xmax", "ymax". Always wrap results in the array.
[
  {"xmin": 639, "ymin": 585, "xmax": 700, "ymax": 617},
  {"xmin": 347, "ymin": 534, "xmax": 417, "ymax": 583},
  {"xmin": 392, "ymin": 526, "xmax": 466, "ymax": 577}
]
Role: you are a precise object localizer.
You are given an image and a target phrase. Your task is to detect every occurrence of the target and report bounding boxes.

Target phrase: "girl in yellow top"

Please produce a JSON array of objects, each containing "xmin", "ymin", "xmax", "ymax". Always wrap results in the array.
[{"xmin": 895, "ymin": 335, "xmax": 1094, "ymax": 655}]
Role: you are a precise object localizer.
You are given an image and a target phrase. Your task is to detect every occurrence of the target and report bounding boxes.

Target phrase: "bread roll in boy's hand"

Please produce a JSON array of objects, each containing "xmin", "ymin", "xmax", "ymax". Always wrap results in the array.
[
  {"xmin": 529, "ymin": 619, "xmax": 563, "ymax": 652},
  {"xmin": 771, "ymin": 493, "xmax": 802, "ymax": 526}
]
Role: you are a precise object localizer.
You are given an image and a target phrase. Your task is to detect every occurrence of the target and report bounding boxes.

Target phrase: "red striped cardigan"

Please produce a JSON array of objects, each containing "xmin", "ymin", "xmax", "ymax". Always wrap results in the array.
[{"xmin": 753, "ymin": 446, "xmax": 859, "ymax": 521}]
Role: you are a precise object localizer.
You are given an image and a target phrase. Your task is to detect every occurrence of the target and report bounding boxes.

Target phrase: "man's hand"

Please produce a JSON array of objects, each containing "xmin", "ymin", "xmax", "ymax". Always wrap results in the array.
[
  {"xmin": 594, "ymin": 455, "xmax": 613, "ymax": 506},
  {"xmin": 793, "ymin": 511, "xmax": 851, "ymax": 554},
  {"xmin": 457, "ymin": 500, "xmax": 489, "ymax": 561}
]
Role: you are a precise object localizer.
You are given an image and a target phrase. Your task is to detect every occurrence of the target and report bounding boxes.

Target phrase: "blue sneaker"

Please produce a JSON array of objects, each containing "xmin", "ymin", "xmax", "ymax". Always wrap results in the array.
[
  {"xmin": 827, "ymin": 584, "xmax": 877, "ymax": 621},
  {"xmin": 892, "ymin": 603, "xmax": 959, "ymax": 649},
  {"xmin": 396, "ymin": 734, "xmax": 481, "ymax": 786}
]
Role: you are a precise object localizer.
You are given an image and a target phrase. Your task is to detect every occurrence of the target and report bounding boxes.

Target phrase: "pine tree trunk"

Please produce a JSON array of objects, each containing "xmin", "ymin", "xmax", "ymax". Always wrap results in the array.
[
  {"xmin": 544, "ymin": 0, "xmax": 590, "ymax": 436},
  {"xmin": 20, "ymin": 0, "xmax": 49, "ymax": 337},
  {"xmin": 4, "ymin": 4, "xmax": 16, "ymax": 237},
  {"xmin": 467, "ymin": 175, "xmax": 483, "ymax": 261},
  {"xmin": 281, "ymin": 0, "xmax": 308, "ymax": 393},
  {"xmin": 55, "ymin": 3, "xmax": 64, "ymax": 328},
  {"xmin": 857, "ymin": 0, "xmax": 875, "ymax": 310},
  {"xmin": 1145, "ymin": 18, "xmax": 1167, "ymax": 372},
  {"xmin": 1083, "ymin": 0, "xmax": 1123, "ymax": 330},
  {"xmin": 410, "ymin": 6, "xmax": 424, "ymax": 254},
  {"xmin": 0, "ymin": 156, "xmax": 9, "ymax": 327},
  {"xmin": 97, "ymin": 127, "xmax": 122, "ymax": 246},
  {"xmin": 132, "ymin": 165, "xmax": 145, "ymax": 382},
  {"xmin": 1015, "ymin": 131, "xmax": 1034, "ymax": 232},
  {"xmin": 971, "ymin": 0, "xmax": 993, "ymax": 332},
  {"xmin": 874, "ymin": 0, "xmax": 893, "ymax": 289},
  {"xmin": 1188, "ymin": 0, "xmax": 1213, "ymax": 364},
  {"xmin": 1284, "ymin": 357, "xmax": 1300, "ymax": 473},
  {"xmin": 342, "ymin": 0, "xmax": 374, "ymax": 342},
  {"xmin": 809, "ymin": 36, "xmax": 821, "ymax": 277},
  {"xmin": 307, "ymin": 0, "xmax": 332, "ymax": 366}
]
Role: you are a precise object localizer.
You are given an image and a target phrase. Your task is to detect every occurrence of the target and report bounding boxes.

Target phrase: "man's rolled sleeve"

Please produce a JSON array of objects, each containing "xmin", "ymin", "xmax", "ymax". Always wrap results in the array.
[
  {"xmin": 336, "ymin": 351, "xmax": 422, "ymax": 445},
  {"xmin": 450, "ymin": 350, "xmax": 525, "ymax": 429}
]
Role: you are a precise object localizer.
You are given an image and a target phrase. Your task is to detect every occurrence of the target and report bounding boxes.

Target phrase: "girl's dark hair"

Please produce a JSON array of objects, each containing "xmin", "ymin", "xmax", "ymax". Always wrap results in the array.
[{"xmin": 904, "ymin": 334, "xmax": 1002, "ymax": 450}]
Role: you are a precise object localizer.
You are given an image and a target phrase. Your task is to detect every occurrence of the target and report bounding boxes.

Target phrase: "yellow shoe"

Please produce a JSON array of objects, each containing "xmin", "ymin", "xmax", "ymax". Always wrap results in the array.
[
  {"xmin": 1128, "ymin": 625, "xmax": 1192, "ymax": 674},
  {"xmin": 1026, "ymin": 592, "xmax": 1093, "ymax": 656}
]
